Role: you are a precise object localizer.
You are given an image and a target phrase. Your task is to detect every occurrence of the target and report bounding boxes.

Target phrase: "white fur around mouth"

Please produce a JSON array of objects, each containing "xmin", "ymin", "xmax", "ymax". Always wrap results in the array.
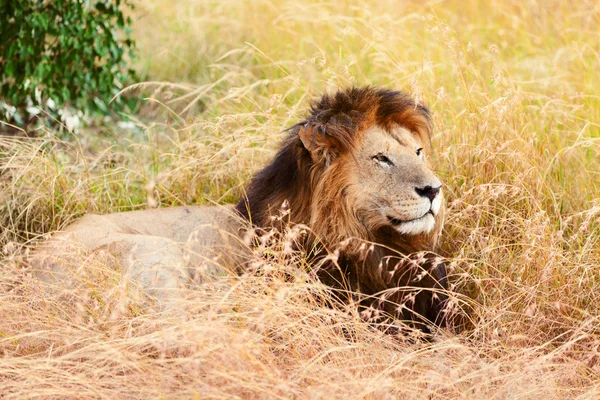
[
  {"xmin": 431, "ymin": 190, "xmax": 442, "ymax": 215},
  {"xmin": 387, "ymin": 212, "xmax": 436, "ymax": 235}
]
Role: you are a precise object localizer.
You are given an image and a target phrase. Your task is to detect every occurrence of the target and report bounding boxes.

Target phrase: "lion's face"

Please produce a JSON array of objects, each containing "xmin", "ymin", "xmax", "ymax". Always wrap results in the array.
[
  {"xmin": 241, "ymin": 86, "xmax": 443, "ymax": 248},
  {"xmin": 348, "ymin": 125, "xmax": 443, "ymax": 236}
]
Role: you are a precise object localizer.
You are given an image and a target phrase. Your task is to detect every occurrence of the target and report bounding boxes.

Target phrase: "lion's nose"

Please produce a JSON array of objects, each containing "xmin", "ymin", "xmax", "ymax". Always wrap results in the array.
[{"xmin": 415, "ymin": 185, "xmax": 441, "ymax": 202}]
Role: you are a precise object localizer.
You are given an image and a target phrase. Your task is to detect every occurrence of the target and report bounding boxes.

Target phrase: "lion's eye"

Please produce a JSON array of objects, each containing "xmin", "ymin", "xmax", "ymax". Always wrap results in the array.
[
  {"xmin": 373, "ymin": 153, "xmax": 394, "ymax": 166},
  {"xmin": 416, "ymin": 148, "xmax": 424, "ymax": 157}
]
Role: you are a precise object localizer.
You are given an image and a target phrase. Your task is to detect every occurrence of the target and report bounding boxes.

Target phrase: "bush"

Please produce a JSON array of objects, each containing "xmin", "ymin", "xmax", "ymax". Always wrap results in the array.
[{"xmin": 0, "ymin": 0, "xmax": 137, "ymax": 131}]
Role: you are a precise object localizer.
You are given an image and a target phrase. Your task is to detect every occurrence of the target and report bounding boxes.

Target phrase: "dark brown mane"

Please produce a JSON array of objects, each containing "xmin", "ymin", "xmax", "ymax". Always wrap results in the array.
[
  {"xmin": 235, "ymin": 86, "xmax": 432, "ymax": 229},
  {"xmin": 235, "ymin": 86, "xmax": 448, "ymax": 334}
]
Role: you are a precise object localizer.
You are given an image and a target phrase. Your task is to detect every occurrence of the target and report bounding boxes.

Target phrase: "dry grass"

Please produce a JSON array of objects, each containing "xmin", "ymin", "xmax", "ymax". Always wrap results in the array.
[{"xmin": 1, "ymin": 0, "xmax": 600, "ymax": 398}]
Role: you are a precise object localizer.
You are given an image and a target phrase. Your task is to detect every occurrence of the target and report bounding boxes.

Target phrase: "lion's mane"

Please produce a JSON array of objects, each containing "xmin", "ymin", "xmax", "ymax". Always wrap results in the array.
[{"xmin": 236, "ymin": 87, "xmax": 448, "ymax": 332}]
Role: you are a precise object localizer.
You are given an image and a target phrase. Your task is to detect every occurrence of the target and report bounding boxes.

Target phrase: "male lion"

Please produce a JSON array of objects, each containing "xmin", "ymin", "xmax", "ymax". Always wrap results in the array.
[{"xmin": 32, "ymin": 86, "xmax": 449, "ymax": 333}]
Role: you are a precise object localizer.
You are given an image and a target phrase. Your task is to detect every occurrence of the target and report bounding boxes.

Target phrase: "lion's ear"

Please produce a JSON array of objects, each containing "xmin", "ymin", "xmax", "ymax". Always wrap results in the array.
[{"xmin": 298, "ymin": 124, "xmax": 338, "ymax": 164}]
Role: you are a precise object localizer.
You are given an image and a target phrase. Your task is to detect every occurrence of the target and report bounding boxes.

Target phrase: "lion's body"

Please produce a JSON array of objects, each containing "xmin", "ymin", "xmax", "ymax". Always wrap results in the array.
[
  {"xmin": 32, "ymin": 205, "xmax": 248, "ymax": 303},
  {"xmin": 32, "ymin": 86, "xmax": 449, "ymax": 330}
]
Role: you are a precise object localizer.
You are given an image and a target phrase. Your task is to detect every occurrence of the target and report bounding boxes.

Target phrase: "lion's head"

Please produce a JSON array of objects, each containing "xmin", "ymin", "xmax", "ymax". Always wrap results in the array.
[
  {"xmin": 236, "ymin": 86, "xmax": 448, "ymax": 332},
  {"xmin": 237, "ymin": 86, "xmax": 444, "ymax": 254}
]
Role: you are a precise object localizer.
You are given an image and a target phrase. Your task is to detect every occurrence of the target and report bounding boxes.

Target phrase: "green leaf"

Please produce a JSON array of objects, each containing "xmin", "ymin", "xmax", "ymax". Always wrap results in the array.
[{"xmin": 5, "ymin": 61, "xmax": 15, "ymax": 76}]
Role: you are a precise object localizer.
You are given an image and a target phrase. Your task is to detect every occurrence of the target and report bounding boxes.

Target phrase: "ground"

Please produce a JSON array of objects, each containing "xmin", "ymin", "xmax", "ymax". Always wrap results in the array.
[{"xmin": 1, "ymin": 0, "xmax": 599, "ymax": 398}]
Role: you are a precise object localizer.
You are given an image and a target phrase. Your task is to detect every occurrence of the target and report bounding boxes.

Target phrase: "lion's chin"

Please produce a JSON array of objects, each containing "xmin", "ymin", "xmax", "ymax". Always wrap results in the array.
[{"xmin": 390, "ymin": 213, "xmax": 436, "ymax": 236}]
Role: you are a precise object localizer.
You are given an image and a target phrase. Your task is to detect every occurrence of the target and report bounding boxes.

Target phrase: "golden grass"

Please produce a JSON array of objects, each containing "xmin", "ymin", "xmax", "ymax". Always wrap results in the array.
[{"xmin": 1, "ymin": 0, "xmax": 600, "ymax": 397}]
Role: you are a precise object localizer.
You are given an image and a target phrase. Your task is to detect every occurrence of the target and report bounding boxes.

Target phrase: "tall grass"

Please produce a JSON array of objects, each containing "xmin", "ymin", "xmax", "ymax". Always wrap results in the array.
[{"xmin": 1, "ymin": 0, "xmax": 599, "ymax": 397}]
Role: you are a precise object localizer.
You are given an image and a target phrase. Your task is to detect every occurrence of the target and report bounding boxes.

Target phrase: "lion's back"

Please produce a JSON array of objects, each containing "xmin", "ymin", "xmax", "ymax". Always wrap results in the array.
[{"xmin": 30, "ymin": 205, "xmax": 249, "ymax": 305}]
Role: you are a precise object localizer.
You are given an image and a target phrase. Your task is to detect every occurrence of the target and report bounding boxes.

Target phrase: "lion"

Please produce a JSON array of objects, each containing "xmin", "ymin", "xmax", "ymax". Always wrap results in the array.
[{"xmin": 32, "ymin": 86, "xmax": 449, "ymax": 332}]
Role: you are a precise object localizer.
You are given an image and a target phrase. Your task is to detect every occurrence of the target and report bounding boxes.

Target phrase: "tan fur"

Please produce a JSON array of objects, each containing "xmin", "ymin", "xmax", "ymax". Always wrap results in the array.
[{"xmin": 31, "ymin": 205, "xmax": 249, "ymax": 305}]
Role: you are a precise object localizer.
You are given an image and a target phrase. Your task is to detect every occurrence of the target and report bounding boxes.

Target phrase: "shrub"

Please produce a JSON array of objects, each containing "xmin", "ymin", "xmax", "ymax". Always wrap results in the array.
[{"xmin": 0, "ymin": 0, "xmax": 138, "ymax": 131}]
